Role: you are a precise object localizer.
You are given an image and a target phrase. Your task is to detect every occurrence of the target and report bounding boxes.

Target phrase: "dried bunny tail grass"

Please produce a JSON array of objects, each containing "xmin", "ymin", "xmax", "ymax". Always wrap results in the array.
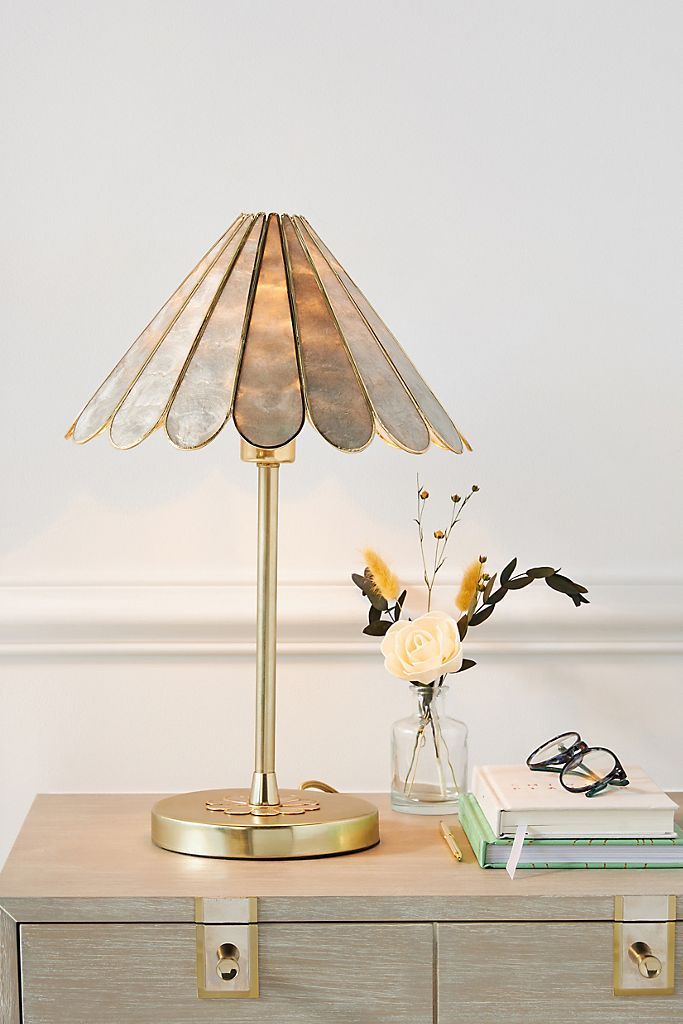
[
  {"xmin": 363, "ymin": 548, "xmax": 400, "ymax": 601},
  {"xmin": 455, "ymin": 560, "xmax": 482, "ymax": 612}
]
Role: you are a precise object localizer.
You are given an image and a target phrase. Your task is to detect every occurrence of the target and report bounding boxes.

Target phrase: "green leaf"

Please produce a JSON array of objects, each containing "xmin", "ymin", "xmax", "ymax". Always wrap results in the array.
[
  {"xmin": 457, "ymin": 614, "xmax": 469, "ymax": 640},
  {"xmin": 526, "ymin": 566, "xmax": 556, "ymax": 578},
  {"xmin": 483, "ymin": 573, "xmax": 497, "ymax": 601},
  {"xmin": 500, "ymin": 558, "xmax": 517, "ymax": 586},
  {"xmin": 397, "ymin": 590, "xmax": 407, "ymax": 609},
  {"xmin": 458, "ymin": 658, "xmax": 477, "ymax": 672},
  {"xmin": 352, "ymin": 573, "xmax": 369, "ymax": 591},
  {"xmin": 367, "ymin": 589, "xmax": 389, "ymax": 611},
  {"xmin": 469, "ymin": 604, "xmax": 495, "ymax": 626},
  {"xmin": 368, "ymin": 604, "xmax": 381, "ymax": 623},
  {"xmin": 545, "ymin": 574, "xmax": 588, "ymax": 596},
  {"xmin": 506, "ymin": 575, "xmax": 534, "ymax": 590},
  {"xmin": 484, "ymin": 587, "xmax": 508, "ymax": 606},
  {"xmin": 363, "ymin": 620, "xmax": 392, "ymax": 637}
]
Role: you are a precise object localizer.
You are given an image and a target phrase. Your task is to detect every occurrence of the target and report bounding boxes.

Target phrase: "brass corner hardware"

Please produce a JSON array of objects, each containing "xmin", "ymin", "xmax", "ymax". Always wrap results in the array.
[
  {"xmin": 196, "ymin": 898, "xmax": 259, "ymax": 999},
  {"xmin": 194, "ymin": 897, "xmax": 257, "ymax": 925},
  {"xmin": 613, "ymin": 895, "xmax": 676, "ymax": 997}
]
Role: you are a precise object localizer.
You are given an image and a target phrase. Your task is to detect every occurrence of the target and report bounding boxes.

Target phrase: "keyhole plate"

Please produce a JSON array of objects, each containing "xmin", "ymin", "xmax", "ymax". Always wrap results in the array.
[
  {"xmin": 197, "ymin": 924, "xmax": 259, "ymax": 999},
  {"xmin": 613, "ymin": 896, "xmax": 675, "ymax": 997}
]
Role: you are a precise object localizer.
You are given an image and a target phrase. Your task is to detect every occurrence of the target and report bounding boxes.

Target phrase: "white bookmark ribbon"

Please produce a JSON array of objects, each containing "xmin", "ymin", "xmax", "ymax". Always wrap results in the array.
[{"xmin": 506, "ymin": 823, "xmax": 528, "ymax": 880}]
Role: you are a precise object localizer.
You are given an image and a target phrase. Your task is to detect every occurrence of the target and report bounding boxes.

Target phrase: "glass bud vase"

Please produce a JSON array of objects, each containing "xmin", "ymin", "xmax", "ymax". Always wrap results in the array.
[{"xmin": 391, "ymin": 683, "xmax": 467, "ymax": 814}]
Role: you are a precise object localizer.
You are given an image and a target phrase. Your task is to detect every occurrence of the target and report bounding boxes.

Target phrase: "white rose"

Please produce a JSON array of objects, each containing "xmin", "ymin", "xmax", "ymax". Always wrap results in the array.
[{"xmin": 380, "ymin": 611, "xmax": 464, "ymax": 685}]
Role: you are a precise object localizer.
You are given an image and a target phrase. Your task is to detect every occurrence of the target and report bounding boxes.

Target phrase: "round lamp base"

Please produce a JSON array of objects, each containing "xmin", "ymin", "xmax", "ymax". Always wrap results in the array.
[{"xmin": 151, "ymin": 789, "xmax": 380, "ymax": 859}]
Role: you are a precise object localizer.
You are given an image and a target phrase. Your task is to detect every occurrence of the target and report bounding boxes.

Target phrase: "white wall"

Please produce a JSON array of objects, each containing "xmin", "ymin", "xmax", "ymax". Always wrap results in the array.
[{"xmin": 1, "ymin": 0, "xmax": 681, "ymax": 866}]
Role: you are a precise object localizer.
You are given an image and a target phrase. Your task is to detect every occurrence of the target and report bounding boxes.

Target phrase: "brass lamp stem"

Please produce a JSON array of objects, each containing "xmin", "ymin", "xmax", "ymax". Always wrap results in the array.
[
  {"xmin": 251, "ymin": 460, "xmax": 280, "ymax": 808},
  {"xmin": 240, "ymin": 440, "xmax": 296, "ymax": 810}
]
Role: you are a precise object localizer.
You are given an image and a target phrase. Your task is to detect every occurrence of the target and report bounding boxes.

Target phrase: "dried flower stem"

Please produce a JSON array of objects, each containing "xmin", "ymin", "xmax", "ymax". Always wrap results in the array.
[
  {"xmin": 416, "ymin": 476, "xmax": 477, "ymax": 611},
  {"xmin": 416, "ymin": 476, "xmax": 432, "ymax": 607}
]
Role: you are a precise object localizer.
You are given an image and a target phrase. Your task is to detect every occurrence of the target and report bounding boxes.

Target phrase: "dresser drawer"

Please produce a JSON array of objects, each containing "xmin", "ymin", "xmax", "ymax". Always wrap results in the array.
[
  {"xmin": 21, "ymin": 922, "xmax": 433, "ymax": 1024},
  {"xmin": 438, "ymin": 921, "xmax": 682, "ymax": 1023}
]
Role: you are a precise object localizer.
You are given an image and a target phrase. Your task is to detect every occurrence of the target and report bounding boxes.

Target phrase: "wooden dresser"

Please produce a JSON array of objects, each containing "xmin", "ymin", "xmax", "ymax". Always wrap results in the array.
[{"xmin": 1, "ymin": 794, "xmax": 682, "ymax": 1023}]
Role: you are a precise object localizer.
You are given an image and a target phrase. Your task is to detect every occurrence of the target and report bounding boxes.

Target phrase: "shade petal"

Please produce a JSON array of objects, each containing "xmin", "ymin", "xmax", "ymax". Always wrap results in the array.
[
  {"xmin": 165, "ymin": 214, "xmax": 265, "ymax": 449},
  {"xmin": 281, "ymin": 216, "xmax": 373, "ymax": 453},
  {"xmin": 110, "ymin": 216, "xmax": 255, "ymax": 449},
  {"xmin": 299, "ymin": 217, "xmax": 467, "ymax": 453},
  {"xmin": 233, "ymin": 214, "xmax": 305, "ymax": 449},
  {"xmin": 294, "ymin": 218, "xmax": 430, "ymax": 454},
  {"xmin": 67, "ymin": 215, "xmax": 245, "ymax": 444}
]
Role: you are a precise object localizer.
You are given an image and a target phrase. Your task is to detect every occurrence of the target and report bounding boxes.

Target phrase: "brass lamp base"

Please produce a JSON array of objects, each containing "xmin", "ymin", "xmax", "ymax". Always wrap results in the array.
[{"xmin": 151, "ymin": 789, "xmax": 380, "ymax": 859}]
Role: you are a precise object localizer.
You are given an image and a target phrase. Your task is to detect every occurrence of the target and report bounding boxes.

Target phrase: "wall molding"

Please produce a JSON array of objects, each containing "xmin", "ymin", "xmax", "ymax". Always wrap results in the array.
[{"xmin": 1, "ymin": 582, "xmax": 681, "ymax": 659}]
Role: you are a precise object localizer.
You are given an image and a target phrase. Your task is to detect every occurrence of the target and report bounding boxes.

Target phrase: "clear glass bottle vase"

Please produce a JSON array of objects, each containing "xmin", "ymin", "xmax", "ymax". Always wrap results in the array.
[{"xmin": 391, "ymin": 682, "xmax": 467, "ymax": 814}]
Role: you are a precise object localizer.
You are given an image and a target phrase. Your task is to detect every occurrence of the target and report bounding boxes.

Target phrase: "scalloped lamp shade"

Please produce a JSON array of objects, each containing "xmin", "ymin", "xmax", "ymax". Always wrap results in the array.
[{"xmin": 67, "ymin": 213, "xmax": 469, "ymax": 456}]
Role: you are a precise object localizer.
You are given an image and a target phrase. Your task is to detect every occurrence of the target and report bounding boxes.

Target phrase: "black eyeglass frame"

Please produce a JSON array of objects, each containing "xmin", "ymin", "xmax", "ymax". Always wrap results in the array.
[{"xmin": 526, "ymin": 731, "xmax": 630, "ymax": 798}]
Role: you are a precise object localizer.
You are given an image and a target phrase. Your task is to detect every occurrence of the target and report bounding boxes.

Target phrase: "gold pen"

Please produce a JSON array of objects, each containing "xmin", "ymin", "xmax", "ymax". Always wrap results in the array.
[{"xmin": 439, "ymin": 820, "xmax": 463, "ymax": 861}]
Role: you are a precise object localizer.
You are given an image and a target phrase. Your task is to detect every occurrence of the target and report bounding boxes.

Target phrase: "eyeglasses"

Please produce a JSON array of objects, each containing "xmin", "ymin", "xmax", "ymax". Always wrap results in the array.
[{"xmin": 526, "ymin": 731, "xmax": 629, "ymax": 797}]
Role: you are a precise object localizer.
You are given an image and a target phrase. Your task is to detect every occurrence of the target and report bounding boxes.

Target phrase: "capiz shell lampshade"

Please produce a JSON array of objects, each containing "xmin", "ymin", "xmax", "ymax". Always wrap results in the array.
[
  {"xmin": 67, "ymin": 213, "xmax": 469, "ymax": 456},
  {"xmin": 67, "ymin": 212, "xmax": 470, "ymax": 860}
]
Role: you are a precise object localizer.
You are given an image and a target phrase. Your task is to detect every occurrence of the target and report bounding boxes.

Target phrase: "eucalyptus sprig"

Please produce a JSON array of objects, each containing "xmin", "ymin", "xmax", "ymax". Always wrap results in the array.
[{"xmin": 454, "ymin": 557, "xmax": 590, "ymax": 671}]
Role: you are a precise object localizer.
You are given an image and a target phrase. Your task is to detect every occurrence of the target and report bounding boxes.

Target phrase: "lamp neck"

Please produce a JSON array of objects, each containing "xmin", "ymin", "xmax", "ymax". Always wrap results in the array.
[
  {"xmin": 242, "ymin": 440, "xmax": 295, "ymax": 811},
  {"xmin": 240, "ymin": 439, "xmax": 296, "ymax": 466}
]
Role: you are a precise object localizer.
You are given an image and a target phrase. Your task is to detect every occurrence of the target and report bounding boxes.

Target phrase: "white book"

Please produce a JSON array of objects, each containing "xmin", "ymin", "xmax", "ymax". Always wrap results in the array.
[{"xmin": 471, "ymin": 764, "xmax": 678, "ymax": 839}]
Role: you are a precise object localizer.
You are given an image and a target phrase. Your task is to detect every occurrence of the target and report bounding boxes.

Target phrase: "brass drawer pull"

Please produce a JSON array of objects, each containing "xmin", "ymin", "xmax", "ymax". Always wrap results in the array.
[
  {"xmin": 628, "ymin": 942, "xmax": 662, "ymax": 980},
  {"xmin": 216, "ymin": 942, "xmax": 240, "ymax": 982}
]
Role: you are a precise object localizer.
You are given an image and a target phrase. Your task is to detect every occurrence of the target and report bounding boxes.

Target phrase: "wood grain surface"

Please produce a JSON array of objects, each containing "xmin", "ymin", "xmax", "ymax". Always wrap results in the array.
[
  {"xmin": 21, "ymin": 922, "xmax": 433, "ymax": 1024},
  {"xmin": 0, "ymin": 908, "xmax": 20, "ymax": 1024},
  {"xmin": 438, "ymin": 921, "xmax": 683, "ymax": 1024},
  {"xmin": 1, "ymin": 794, "xmax": 682, "ymax": 924}
]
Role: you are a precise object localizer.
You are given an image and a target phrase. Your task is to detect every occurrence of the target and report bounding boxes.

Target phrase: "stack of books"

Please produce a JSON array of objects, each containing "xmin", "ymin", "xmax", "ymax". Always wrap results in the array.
[{"xmin": 460, "ymin": 764, "xmax": 682, "ymax": 869}]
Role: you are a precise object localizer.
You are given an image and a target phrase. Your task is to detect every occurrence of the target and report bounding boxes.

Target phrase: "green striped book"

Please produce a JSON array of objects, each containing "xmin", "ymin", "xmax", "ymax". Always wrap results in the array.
[{"xmin": 459, "ymin": 793, "xmax": 683, "ymax": 869}]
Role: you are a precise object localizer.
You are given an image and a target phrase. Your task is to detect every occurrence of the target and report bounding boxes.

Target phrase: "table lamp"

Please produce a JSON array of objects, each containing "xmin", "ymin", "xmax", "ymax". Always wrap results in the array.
[{"xmin": 67, "ymin": 212, "xmax": 469, "ymax": 858}]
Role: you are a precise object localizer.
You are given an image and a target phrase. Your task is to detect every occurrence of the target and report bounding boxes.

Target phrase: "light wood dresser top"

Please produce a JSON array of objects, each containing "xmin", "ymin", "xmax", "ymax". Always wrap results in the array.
[{"xmin": 1, "ymin": 793, "xmax": 681, "ymax": 923}]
